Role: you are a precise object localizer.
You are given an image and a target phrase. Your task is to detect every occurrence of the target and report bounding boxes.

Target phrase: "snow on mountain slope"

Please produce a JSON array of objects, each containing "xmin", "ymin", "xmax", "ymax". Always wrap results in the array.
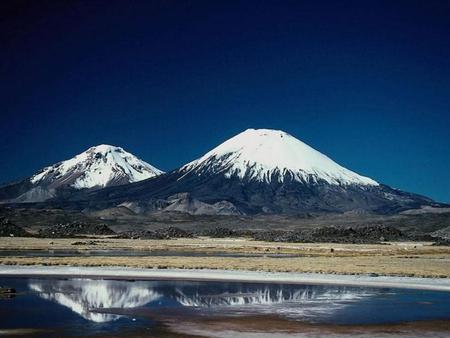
[
  {"xmin": 30, "ymin": 144, "xmax": 163, "ymax": 190},
  {"xmin": 181, "ymin": 129, "xmax": 378, "ymax": 186}
]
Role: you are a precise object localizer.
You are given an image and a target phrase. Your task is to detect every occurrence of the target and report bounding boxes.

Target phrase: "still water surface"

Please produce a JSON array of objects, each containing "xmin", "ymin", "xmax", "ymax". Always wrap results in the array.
[
  {"xmin": 0, "ymin": 249, "xmax": 302, "ymax": 258},
  {"xmin": 1, "ymin": 277, "xmax": 449, "ymax": 337}
]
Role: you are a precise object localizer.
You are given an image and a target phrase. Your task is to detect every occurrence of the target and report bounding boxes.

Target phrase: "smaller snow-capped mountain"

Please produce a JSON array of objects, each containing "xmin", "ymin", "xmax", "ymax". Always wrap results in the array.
[
  {"xmin": 0, "ymin": 145, "xmax": 163, "ymax": 203},
  {"xmin": 31, "ymin": 144, "xmax": 163, "ymax": 189},
  {"xmin": 180, "ymin": 129, "xmax": 378, "ymax": 186}
]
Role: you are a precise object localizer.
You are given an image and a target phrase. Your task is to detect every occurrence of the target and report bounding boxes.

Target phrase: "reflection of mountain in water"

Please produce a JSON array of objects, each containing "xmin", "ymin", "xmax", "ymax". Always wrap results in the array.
[
  {"xmin": 174, "ymin": 285, "xmax": 377, "ymax": 319},
  {"xmin": 29, "ymin": 279, "xmax": 379, "ymax": 323},
  {"xmin": 175, "ymin": 285, "xmax": 372, "ymax": 307},
  {"xmin": 29, "ymin": 279, "xmax": 161, "ymax": 322}
]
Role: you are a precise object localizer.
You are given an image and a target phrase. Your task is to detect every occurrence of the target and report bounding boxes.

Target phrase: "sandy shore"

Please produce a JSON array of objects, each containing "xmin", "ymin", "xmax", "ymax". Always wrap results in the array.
[
  {"xmin": 1, "ymin": 265, "xmax": 450, "ymax": 291},
  {"xmin": 1, "ymin": 237, "xmax": 450, "ymax": 278}
]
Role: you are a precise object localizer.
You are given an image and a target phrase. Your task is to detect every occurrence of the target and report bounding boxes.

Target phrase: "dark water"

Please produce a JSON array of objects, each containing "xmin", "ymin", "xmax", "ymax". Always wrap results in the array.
[
  {"xmin": 1, "ymin": 277, "xmax": 450, "ymax": 337},
  {"xmin": 0, "ymin": 249, "xmax": 302, "ymax": 258}
]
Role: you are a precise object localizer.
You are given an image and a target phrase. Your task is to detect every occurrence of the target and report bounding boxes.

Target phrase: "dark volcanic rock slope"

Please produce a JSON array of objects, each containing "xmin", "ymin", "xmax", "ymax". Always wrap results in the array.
[{"xmin": 81, "ymin": 129, "xmax": 439, "ymax": 215}]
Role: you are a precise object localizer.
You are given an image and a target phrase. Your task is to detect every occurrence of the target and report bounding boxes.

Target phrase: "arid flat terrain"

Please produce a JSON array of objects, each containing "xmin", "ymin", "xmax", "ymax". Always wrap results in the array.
[{"xmin": 1, "ymin": 237, "xmax": 449, "ymax": 277}]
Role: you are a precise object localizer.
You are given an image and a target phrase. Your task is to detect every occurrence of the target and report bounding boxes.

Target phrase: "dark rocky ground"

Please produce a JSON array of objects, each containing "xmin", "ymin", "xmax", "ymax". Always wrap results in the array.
[
  {"xmin": 0, "ymin": 217, "xmax": 32, "ymax": 237},
  {"xmin": 37, "ymin": 222, "xmax": 116, "ymax": 238},
  {"xmin": 250, "ymin": 224, "xmax": 403, "ymax": 244},
  {"xmin": 119, "ymin": 226, "xmax": 193, "ymax": 240},
  {"xmin": 1, "ymin": 205, "xmax": 450, "ymax": 244}
]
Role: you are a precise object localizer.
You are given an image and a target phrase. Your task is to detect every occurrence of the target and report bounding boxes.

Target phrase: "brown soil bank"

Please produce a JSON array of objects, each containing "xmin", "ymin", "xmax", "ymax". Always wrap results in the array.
[{"xmin": 1, "ymin": 237, "xmax": 449, "ymax": 278}]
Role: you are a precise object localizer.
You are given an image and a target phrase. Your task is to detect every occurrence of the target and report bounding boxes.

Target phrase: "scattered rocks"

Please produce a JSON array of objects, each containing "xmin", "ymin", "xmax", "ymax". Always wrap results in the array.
[
  {"xmin": 38, "ymin": 222, "xmax": 115, "ymax": 238},
  {"xmin": 231, "ymin": 229, "xmax": 256, "ymax": 237},
  {"xmin": 0, "ymin": 218, "xmax": 31, "ymax": 237},
  {"xmin": 190, "ymin": 227, "xmax": 256, "ymax": 238},
  {"xmin": 35, "ymin": 221, "xmax": 447, "ymax": 246},
  {"xmin": 160, "ymin": 226, "xmax": 193, "ymax": 239},
  {"xmin": 308, "ymin": 224, "xmax": 404, "ymax": 243},
  {"xmin": 119, "ymin": 227, "xmax": 193, "ymax": 240},
  {"xmin": 197, "ymin": 227, "xmax": 236, "ymax": 238},
  {"xmin": 251, "ymin": 225, "xmax": 405, "ymax": 244},
  {"xmin": 252, "ymin": 230, "xmax": 295, "ymax": 242},
  {"xmin": 71, "ymin": 240, "xmax": 98, "ymax": 245}
]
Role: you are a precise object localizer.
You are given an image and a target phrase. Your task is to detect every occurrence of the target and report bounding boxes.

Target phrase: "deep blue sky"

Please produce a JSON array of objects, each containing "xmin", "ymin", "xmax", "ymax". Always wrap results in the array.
[{"xmin": 1, "ymin": 1, "xmax": 449, "ymax": 202}]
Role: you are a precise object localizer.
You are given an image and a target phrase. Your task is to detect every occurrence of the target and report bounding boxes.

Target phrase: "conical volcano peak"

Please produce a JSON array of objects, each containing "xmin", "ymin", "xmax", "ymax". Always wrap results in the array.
[
  {"xmin": 86, "ymin": 144, "xmax": 123, "ymax": 152},
  {"xmin": 182, "ymin": 128, "xmax": 378, "ymax": 186},
  {"xmin": 29, "ymin": 144, "xmax": 164, "ymax": 190}
]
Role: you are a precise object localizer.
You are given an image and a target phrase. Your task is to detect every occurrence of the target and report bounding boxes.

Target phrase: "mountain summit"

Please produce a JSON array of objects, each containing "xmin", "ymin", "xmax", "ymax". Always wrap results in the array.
[
  {"xmin": 181, "ymin": 129, "xmax": 377, "ymax": 186},
  {"xmin": 31, "ymin": 144, "xmax": 163, "ymax": 189},
  {"xmin": 0, "ymin": 145, "xmax": 163, "ymax": 203},
  {"xmin": 81, "ymin": 129, "xmax": 438, "ymax": 215}
]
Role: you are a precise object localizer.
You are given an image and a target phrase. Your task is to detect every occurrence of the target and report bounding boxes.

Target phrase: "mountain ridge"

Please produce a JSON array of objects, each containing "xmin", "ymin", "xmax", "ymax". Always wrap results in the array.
[
  {"xmin": 0, "ymin": 129, "xmax": 445, "ymax": 215},
  {"xmin": 72, "ymin": 129, "xmax": 441, "ymax": 215}
]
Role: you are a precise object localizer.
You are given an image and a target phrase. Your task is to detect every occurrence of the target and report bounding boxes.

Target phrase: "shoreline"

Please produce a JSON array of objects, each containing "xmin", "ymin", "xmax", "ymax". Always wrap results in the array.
[
  {"xmin": 1, "ymin": 237, "xmax": 449, "ymax": 278},
  {"xmin": 1, "ymin": 265, "xmax": 450, "ymax": 291}
]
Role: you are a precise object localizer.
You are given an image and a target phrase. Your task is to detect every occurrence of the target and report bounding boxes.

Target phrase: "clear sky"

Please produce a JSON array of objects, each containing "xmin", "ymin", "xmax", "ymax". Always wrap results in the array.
[{"xmin": 1, "ymin": 1, "xmax": 449, "ymax": 202}]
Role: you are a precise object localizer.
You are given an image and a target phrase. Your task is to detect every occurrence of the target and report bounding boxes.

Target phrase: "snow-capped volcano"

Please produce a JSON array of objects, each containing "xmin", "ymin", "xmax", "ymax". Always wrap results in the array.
[
  {"xmin": 78, "ymin": 128, "xmax": 438, "ymax": 215},
  {"xmin": 31, "ymin": 144, "xmax": 163, "ymax": 190},
  {"xmin": 1, "ymin": 129, "xmax": 440, "ymax": 214},
  {"xmin": 181, "ymin": 128, "xmax": 377, "ymax": 186},
  {"xmin": 0, "ymin": 144, "xmax": 163, "ymax": 203}
]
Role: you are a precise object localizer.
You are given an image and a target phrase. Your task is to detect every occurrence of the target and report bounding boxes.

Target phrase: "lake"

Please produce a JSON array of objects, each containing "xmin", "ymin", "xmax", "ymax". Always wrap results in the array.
[
  {"xmin": 1, "ymin": 277, "xmax": 449, "ymax": 337},
  {"xmin": 0, "ymin": 249, "xmax": 303, "ymax": 259}
]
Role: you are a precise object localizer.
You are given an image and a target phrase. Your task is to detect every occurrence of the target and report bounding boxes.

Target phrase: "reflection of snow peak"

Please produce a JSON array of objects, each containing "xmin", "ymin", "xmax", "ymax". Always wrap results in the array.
[
  {"xmin": 174, "ymin": 285, "xmax": 376, "ymax": 319},
  {"xmin": 175, "ymin": 286, "xmax": 371, "ymax": 307},
  {"xmin": 28, "ymin": 279, "xmax": 378, "ymax": 323},
  {"xmin": 29, "ymin": 279, "xmax": 161, "ymax": 322}
]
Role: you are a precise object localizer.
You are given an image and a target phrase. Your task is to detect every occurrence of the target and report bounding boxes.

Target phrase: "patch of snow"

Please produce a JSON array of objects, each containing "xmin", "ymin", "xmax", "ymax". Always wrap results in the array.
[{"xmin": 181, "ymin": 129, "xmax": 378, "ymax": 186}]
